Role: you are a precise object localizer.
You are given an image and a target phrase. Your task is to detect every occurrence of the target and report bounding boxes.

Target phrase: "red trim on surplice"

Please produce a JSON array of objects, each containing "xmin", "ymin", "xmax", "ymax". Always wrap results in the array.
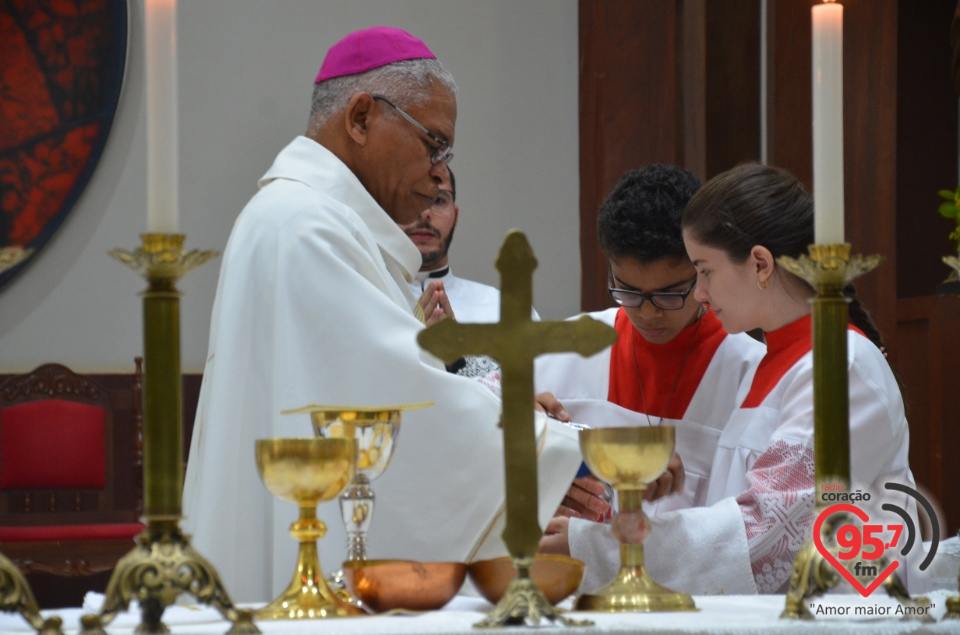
[{"xmin": 607, "ymin": 308, "xmax": 727, "ymax": 419}]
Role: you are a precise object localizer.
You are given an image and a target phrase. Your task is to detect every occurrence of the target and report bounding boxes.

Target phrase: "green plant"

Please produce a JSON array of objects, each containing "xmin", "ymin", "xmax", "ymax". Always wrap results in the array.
[{"xmin": 937, "ymin": 187, "xmax": 960, "ymax": 255}]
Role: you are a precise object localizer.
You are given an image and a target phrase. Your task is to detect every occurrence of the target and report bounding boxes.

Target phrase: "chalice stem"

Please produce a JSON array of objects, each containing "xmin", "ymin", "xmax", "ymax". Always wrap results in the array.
[
  {"xmin": 340, "ymin": 477, "xmax": 374, "ymax": 562},
  {"xmin": 619, "ymin": 489, "xmax": 646, "ymax": 568},
  {"xmin": 576, "ymin": 483, "xmax": 695, "ymax": 612},
  {"xmin": 622, "ymin": 543, "xmax": 645, "ymax": 570},
  {"xmin": 256, "ymin": 505, "xmax": 363, "ymax": 619}
]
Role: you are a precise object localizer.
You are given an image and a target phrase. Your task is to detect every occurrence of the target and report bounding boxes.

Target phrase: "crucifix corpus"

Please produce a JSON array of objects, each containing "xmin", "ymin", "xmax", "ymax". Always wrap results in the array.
[{"xmin": 418, "ymin": 230, "xmax": 616, "ymax": 628}]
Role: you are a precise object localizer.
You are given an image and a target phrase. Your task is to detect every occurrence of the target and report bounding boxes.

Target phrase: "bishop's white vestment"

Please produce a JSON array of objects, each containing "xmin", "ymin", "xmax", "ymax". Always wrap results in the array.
[
  {"xmin": 182, "ymin": 136, "xmax": 582, "ymax": 603},
  {"xmin": 567, "ymin": 315, "xmax": 921, "ymax": 595}
]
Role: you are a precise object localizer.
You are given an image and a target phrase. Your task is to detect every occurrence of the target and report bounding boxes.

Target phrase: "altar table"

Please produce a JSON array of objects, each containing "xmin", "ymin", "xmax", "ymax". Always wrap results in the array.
[{"xmin": 3, "ymin": 590, "xmax": 958, "ymax": 635}]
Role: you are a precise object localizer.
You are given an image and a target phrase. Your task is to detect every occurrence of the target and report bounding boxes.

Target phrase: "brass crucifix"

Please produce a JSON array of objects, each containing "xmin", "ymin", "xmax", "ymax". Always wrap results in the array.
[{"xmin": 418, "ymin": 230, "xmax": 616, "ymax": 628}]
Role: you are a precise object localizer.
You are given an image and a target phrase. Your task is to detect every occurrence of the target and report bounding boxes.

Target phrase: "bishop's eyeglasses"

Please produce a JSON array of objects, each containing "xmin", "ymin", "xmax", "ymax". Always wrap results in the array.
[
  {"xmin": 607, "ymin": 277, "xmax": 697, "ymax": 311},
  {"xmin": 372, "ymin": 95, "xmax": 454, "ymax": 165}
]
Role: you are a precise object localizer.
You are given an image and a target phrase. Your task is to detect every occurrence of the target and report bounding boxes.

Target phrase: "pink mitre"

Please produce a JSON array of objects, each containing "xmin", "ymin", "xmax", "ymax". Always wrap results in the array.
[{"xmin": 315, "ymin": 26, "xmax": 436, "ymax": 83}]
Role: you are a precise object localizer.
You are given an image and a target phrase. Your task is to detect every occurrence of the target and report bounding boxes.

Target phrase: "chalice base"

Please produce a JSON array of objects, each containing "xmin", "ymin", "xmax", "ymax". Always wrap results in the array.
[
  {"xmin": 255, "ymin": 543, "xmax": 363, "ymax": 620},
  {"xmin": 575, "ymin": 565, "xmax": 697, "ymax": 613}
]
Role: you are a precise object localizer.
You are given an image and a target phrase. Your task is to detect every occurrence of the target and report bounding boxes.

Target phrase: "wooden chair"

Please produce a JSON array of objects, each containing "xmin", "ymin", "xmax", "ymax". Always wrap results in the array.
[{"xmin": 0, "ymin": 360, "xmax": 144, "ymax": 607}]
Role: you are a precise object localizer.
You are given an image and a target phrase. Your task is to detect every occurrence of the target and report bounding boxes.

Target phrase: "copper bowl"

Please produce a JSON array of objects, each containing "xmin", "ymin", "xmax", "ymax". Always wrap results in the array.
[
  {"xmin": 342, "ymin": 559, "xmax": 467, "ymax": 613},
  {"xmin": 468, "ymin": 554, "xmax": 584, "ymax": 605}
]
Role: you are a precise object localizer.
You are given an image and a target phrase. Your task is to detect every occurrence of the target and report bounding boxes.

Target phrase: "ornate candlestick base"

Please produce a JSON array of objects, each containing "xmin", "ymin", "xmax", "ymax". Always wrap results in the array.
[
  {"xmin": 81, "ymin": 234, "xmax": 257, "ymax": 634},
  {"xmin": 779, "ymin": 511, "xmax": 929, "ymax": 621},
  {"xmin": 777, "ymin": 244, "xmax": 924, "ymax": 619},
  {"xmin": 946, "ymin": 595, "xmax": 960, "ymax": 619},
  {"xmin": 0, "ymin": 549, "xmax": 63, "ymax": 634},
  {"xmin": 79, "ymin": 523, "xmax": 257, "ymax": 634},
  {"xmin": 473, "ymin": 556, "xmax": 592, "ymax": 629}
]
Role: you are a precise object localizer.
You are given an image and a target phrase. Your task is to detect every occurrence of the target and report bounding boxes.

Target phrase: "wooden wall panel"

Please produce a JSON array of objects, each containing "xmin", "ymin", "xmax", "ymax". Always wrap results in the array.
[
  {"xmin": 766, "ymin": 0, "xmax": 814, "ymax": 188},
  {"xmin": 578, "ymin": 0, "xmax": 760, "ymax": 312},
  {"xmin": 896, "ymin": 0, "xmax": 959, "ymax": 297},
  {"xmin": 579, "ymin": 0, "xmax": 684, "ymax": 312},
  {"xmin": 842, "ymin": 0, "xmax": 899, "ymax": 345},
  {"xmin": 896, "ymin": 295, "xmax": 960, "ymax": 535},
  {"xmin": 704, "ymin": 1, "xmax": 762, "ymax": 176}
]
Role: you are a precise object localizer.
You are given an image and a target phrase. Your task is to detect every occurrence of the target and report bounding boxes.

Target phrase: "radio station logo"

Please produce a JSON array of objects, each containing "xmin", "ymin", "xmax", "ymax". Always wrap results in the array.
[{"xmin": 813, "ymin": 482, "xmax": 939, "ymax": 597}]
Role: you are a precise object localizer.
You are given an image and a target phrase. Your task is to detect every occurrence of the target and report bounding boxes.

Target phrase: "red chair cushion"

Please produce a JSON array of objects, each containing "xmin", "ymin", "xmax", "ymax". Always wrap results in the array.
[
  {"xmin": 0, "ymin": 523, "xmax": 144, "ymax": 542},
  {"xmin": 0, "ymin": 400, "xmax": 106, "ymax": 489}
]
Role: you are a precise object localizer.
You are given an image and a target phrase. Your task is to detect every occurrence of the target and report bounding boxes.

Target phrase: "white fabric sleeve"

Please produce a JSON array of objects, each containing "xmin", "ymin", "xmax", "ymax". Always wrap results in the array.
[
  {"xmin": 735, "ymin": 439, "xmax": 816, "ymax": 593},
  {"xmin": 569, "ymin": 496, "xmax": 757, "ymax": 596}
]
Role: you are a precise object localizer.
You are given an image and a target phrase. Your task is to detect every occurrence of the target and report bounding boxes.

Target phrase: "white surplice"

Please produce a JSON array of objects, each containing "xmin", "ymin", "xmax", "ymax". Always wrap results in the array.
[
  {"xmin": 535, "ymin": 307, "xmax": 765, "ymax": 514},
  {"xmin": 182, "ymin": 136, "xmax": 582, "ymax": 603},
  {"xmin": 567, "ymin": 318, "xmax": 920, "ymax": 596}
]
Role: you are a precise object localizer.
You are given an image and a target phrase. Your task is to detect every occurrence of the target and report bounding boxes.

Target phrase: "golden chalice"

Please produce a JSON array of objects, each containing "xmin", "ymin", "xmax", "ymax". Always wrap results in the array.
[
  {"xmin": 255, "ymin": 437, "xmax": 363, "ymax": 620},
  {"xmin": 575, "ymin": 426, "xmax": 697, "ymax": 612},
  {"xmin": 284, "ymin": 404, "xmax": 431, "ymax": 564}
]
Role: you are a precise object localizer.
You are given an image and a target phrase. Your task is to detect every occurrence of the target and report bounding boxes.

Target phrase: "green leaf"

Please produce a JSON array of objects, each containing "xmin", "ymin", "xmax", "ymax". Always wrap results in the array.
[
  {"xmin": 939, "ymin": 189, "xmax": 957, "ymax": 200},
  {"xmin": 939, "ymin": 202, "xmax": 959, "ymax": 218}
]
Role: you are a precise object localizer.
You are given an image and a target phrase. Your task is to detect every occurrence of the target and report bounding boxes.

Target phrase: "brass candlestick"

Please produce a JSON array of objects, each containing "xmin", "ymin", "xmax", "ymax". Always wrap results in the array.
[
  {"xmin": 575, "ymin": 426, "xmax": 696, "ymax": 613},
  {"xmin": 777, "ymin": 244, "xmax": 925, "ymax": 619},
  {"xmin": 254, "ymin": 437, "xmax": 362, "ymax": 620},
  {"xmin": 419, "ymin": 230, "xmax": 615, "ymax": 628},
  {"xmin": 0, "ymin": 549, "xmax": 62, "ymax": 635},
  {"xmin": 0, "ymin": 248, "xmax": 61, "ymax": 635},
  {"xmin": 80, "ymin": 234, "xmax": 257, "ymax": 635}
]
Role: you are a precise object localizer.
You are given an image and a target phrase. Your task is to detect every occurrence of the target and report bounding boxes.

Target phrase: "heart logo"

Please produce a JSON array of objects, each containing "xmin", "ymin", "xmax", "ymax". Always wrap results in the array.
[{"xmin": 812, "ymin": 503, "xmax": 899, "ymax": 597}]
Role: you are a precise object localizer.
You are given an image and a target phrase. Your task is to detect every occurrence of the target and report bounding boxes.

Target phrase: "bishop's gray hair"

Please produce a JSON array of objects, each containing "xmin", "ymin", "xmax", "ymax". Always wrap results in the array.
[{"xmin": 307, "ymin": 58, "xmax": 457, "ymax": 132}]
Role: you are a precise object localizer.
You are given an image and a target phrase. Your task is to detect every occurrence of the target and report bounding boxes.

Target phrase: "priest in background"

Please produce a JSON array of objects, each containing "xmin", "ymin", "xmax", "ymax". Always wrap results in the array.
[
  {"xmin": 402, "ymin": 167, "xmax": 540, "ymax": 325},
  {"xmin": 182, "ymin": 26, "xmax": 582, "ymax": 603}
]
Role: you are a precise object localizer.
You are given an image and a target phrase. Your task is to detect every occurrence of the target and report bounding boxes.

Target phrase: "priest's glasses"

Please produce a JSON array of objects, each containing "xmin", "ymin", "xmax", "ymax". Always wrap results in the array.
[
  {"xmin": 575, "ymin": 425, "xmax": 697, "ymax": 612},
  {"xmin": 254, "ymin": 437, "xmax": 363, "ymax": 619}
]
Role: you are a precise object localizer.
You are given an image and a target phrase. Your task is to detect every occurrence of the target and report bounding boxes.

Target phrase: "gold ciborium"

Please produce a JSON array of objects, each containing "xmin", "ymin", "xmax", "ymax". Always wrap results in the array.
[
  {"xmin": 254, "ymin": 437, "xmax": 364, "ymax": 620},
  {"xmin": 575, "ymin": 426, "xmax": 697, "ymax": 612}
]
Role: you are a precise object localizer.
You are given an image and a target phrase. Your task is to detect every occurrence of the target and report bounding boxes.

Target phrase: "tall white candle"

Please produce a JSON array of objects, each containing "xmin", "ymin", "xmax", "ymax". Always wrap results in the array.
[
  {"xmin": 812, "ymin": 0, "xmax": 843, "ymax": 244},
  {"xmin": 144, "ymin": 0, "xmax": 178, "ymax": 233}
]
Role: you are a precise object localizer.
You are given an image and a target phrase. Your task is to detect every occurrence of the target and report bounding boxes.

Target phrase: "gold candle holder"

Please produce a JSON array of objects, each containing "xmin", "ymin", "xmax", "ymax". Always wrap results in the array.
[
  {"xmin": 79, "ymin": 234, "xmax": 258, "ymax": 635},
  {"xmin": 776, "ymin": 244, "xmax": 927, "ymax": 619},
  {"xmin": 0, "ymin": 549, "xmax": 63, "ymax": 634}
]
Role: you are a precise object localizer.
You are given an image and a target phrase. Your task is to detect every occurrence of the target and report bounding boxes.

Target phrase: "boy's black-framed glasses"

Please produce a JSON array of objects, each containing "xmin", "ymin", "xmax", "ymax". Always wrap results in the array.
[{"xmin": 607, "ymin": 277, "xmax": 697, "ymax": 310}]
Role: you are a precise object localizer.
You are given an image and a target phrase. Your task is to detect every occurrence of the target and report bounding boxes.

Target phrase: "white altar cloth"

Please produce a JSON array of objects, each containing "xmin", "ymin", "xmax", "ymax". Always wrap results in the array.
[{"xmin": 3, "ymin": 590, "xmax": 958, "ymax": 635}]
